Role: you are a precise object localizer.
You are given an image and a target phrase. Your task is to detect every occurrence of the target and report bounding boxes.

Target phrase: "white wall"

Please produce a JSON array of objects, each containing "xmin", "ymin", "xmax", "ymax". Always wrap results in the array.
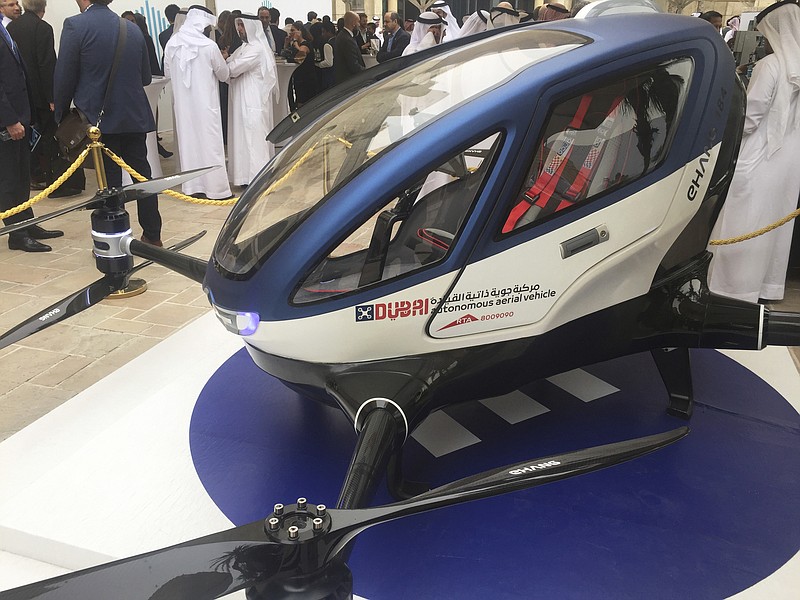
[
  {"xmin": 216, "ymin": 1, "xmax": 339, "ymax": 21},
  {"xmin": 46, "ymin": 0, "xmax": 375, "ymax": 49},
  {"xmin": 47, "ymin": 0, "xmax": 173, "ymax": 56}
]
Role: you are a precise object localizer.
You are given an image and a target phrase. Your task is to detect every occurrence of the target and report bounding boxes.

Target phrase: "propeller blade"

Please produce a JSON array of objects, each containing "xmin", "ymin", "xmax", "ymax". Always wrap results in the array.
[
  {"xmin": 0, "ymin": 428, "xmax": 688, "ymax": 598},
  {"xmin": 0, "ymin": 521, "xmax": 284, "ymax": 600},
  {"xmin": 0, "ymin": 232, "xmax": 207, "ymax": 351},
  {"xmin": 126, "ymin": 239, "xmax": 208, "ymax": 284},
  {"xmin": 326, "ymin": 427, "xmax": 689, "ymax": 547},
  {"xmin": 128, "ymin": 231, "xmax": 207, "ymax": 277},
  {"xmin": 0, "ymin": 167, "xmax": 221, "ymax": 239},
  {"xmin": 0, "ymin": 275, "xmax": 123, "ymax": 351},
  {"xmin": 120, "ymin": 167, "xmax": 221, "ymax": 203},
  {"xmin": 0, "ymin": 195, "xmax": 103, "ymax": 238}
]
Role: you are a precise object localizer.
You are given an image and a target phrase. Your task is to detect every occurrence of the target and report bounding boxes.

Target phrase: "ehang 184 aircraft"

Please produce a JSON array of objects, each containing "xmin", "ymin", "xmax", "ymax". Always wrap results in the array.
[{"xmin": 1, "ymin": 9, "xmax": 799, "ymax": 600}]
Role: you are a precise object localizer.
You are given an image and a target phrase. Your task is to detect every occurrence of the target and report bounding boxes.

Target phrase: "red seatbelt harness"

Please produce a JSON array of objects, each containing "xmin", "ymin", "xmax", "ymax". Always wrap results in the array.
[{"xmin": 502, "ymin": 94, "xmax": 625, "ymax": 233}]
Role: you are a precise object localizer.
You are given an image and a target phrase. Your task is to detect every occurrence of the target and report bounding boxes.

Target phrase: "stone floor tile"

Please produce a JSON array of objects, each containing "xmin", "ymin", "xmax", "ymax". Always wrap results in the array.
[
  {"xmin": 29, "ymin": 355, "xmax": 95, "ymax": 387},
  {"xmin": 114, "ymin": 307, "xmax": 146, "ymax": 320},
  {"xmin": 0, "ymin": 346, "xmax": 69, "ymax": 385},
  {"xmin": 170, "ymin": 286, "xmax": 208, "ymax": 306},
  {"xmin": 134, "ymin": 303, "xmax": 208, "ymax": 327},
  {"xmin": 99, "ymin": 289, "xmax": 173, "ymax": 311},
  {"xmin": 102, "ymin": 337, "xmax": 162, "ymax": 369},
  {"xmin": 95, "ymin": 318, "xmax": 155, "ymax": 335},
  {"xmin": 145, "ymin": 273, "xmax": 198, "ymax": 295},
  {"xmin": 140, "ymin": 324, "xmax": 179, "ymax": 338},
  {"xmin": 55, "ymin": 359, "xmax": 122, "ymax": 395},
  {"xmin": 0, "ymin": 384, "xmax": 75, "ymax": 441},
  {"xmin": 0, "ymin": 263, "xmax": 66, "ymax": 286}
]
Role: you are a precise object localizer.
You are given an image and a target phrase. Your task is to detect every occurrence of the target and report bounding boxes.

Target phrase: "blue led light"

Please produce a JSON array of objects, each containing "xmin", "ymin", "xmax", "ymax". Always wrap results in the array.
[
  {"xmin": 213, "ymin": 305, "xmax": 259, "ymax": 336},
  {"xmin": 235, "ymin": 312, "xmax": 260, "ymax": 336}
]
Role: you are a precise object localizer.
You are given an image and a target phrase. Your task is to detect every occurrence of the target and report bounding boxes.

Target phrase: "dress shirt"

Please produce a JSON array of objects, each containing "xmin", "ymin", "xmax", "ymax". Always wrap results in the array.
[
  {"xmin": 265, "ymin": 25, "xmax": 276, "ymax": 52},
  {"xmin": 0, "ymin": 22, "xmax": 18, "ymax": 61}
]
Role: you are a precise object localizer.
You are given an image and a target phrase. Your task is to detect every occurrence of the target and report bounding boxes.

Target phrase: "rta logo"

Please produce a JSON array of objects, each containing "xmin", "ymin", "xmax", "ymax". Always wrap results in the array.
[{"xmin": 438, "ymin": 314, "xmax": 479, "ymax": 331}]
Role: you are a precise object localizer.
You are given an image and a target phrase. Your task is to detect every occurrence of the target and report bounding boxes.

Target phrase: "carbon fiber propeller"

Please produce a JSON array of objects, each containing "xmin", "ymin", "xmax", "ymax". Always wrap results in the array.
[
  {"xmin": 0, "ymin": 232, "xmax": 206, "ymax": 352},
  {"xmin": 0, "ymin": 427, "xmax": 688, "ymax": 600},
  {"xmin": 0, "ymin": 167, "xmax": 219, "ymax": 238}
]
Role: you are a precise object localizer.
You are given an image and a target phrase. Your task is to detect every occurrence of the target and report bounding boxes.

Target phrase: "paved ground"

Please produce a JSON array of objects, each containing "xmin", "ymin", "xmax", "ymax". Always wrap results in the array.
[
  {"xmin": 0, "ymin": 140, "xmax": 234, "ymax": 441},
  {"xmin": 1, "ymin": 141, "xmax": 799, "ymax": 441}
]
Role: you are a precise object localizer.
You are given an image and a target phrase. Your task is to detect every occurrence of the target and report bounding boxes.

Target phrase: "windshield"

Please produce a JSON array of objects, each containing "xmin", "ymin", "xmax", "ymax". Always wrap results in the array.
[{"xmin": 214, "ymin": 30, "xmax": 588, "ymax": 277}]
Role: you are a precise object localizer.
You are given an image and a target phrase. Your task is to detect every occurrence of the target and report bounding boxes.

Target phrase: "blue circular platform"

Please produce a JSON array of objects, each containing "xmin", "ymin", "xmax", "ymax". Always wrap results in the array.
[{"xmin": 189, "ymin": 349, "xmax": 800, "ymax": 599}]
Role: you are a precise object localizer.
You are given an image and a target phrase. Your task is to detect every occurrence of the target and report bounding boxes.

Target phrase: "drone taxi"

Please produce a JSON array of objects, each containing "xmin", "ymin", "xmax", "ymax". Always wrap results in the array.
[{"xmin": 1, "ymin": 10, "xmax": 799, "ymax": 600}]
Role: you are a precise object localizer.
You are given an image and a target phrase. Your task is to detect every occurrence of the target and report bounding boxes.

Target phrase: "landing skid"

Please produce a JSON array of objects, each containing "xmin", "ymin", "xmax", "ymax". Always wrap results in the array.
[{"xmin": 652, "ymin": 347, "xmax": 694, "ymax": 419}]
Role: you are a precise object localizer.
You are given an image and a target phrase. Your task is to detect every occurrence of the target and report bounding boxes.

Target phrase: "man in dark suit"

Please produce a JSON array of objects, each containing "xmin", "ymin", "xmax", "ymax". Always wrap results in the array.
[
  {"xmin": 158, "ymin": 4, "xmax": 179, "ymax": 51},
  {"xmin": 376, "ymin": 11, "xmax": 410, "ymax": 63},
  {"xmin": 0, "ymin": 16, "xmax": 62, "ymax": 251},
  {"xmin": 54, "ymin": 0, "xmax": 163, "ymax": 246},
  {"xmin": 268, "ymin": 7, "xmax": 287, "ymax": 53},
  {"xmin": 157, "ymin": 3, "xmax": 179, "ymax": 75},
  {"xmin": 354, "ymin": 12, "xmax": 370, "ymax": 54},
  {"xmin": 9, "ymin": 0, "xmax": 82, "ymax": 196},
  {"xmin": 334, "ymin": 11, "xmax": 365, "ymax": 85}
]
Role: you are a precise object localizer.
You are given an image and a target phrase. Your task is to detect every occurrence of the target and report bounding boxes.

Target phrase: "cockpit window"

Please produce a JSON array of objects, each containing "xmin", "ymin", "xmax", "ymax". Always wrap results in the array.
[
  {"xmin": 214, "ymin": 30, "xmax": 587, "ymax": 277},
  {"xmin": 502, "ymin": 57, "xmax": 693, "ymax": 234},
  {"xmin": 293, "ymin": 134, "xmax": 502, "ymax": 304}
]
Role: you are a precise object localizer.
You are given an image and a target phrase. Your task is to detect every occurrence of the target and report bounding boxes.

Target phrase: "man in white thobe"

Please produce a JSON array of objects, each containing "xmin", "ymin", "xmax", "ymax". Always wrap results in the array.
[
  {"xmin": 226, "ymin": 14, "xmax": 277, "ymax": 187},
  {"xmin": 488, "ymin": 3, "xmax": 521, "ymax": 29},
  {"xmin": 164, "ymin": 5, "xmax": 231, "ymax": 200},
  {"xmin": 430, "ymin": 1, "xmax": 460, "ymax": 41},
  {"xmin": 458, "ymin": 10, "xmax": 489, "ymax": 39},
  {"xmin": 708, "ymin": 1, "xmax": 800, "ymax": 303},
  {"xmin": 402, "ymin": 12, "xmax": 443, "ymax": 56}
]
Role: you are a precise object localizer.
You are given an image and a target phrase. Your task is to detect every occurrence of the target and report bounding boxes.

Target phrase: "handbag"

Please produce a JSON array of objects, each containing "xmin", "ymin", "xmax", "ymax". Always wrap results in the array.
[
  {"xmin": 54, "ymin": 108, "xmax": 91, "ymax": 163},
  {"xmin": 54, "ymin": 17, "xmax": 128, "ymax": 163}
]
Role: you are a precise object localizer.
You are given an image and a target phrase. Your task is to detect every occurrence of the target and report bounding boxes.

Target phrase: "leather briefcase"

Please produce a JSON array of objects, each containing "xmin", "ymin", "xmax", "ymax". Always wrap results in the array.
[{"xmin": 54, "ymin": 108, "xmax": 91, "ymax": 163}]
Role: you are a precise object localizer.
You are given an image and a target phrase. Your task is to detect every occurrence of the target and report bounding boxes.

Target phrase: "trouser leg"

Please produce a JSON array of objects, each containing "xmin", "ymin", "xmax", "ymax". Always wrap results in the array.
[
  {"xmin": 0, "ymin": 133, "xmax": 34, "ymax": 227},
  {"xmin": 102, "ymin": 132, "xmax": 162, "ymax": 241}
]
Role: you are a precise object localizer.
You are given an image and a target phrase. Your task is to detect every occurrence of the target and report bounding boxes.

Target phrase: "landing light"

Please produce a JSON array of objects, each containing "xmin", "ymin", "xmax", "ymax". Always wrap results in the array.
[{"xmin": 213, "ymin": 304, "xmax": 259, "ymax": 336}]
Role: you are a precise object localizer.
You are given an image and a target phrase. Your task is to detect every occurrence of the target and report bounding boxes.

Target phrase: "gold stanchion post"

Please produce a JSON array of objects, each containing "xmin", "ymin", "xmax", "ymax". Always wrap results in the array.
[{"xmin": 87, "ymin": 126, "xmax": 108, "ymax": 191}]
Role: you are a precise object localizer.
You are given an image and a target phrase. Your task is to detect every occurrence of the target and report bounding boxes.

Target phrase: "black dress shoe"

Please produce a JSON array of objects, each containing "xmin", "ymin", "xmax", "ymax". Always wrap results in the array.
[
  {"xmin": 8, "ymin": 235, "xmax": 51, "ymax": 252},
  {"xmin": 157, "ymin": 143, "xmax": 173, "ymax": 158},
  {"xmin": 27, "ymin": 224, "xmax": 64, "ymax": 240}
]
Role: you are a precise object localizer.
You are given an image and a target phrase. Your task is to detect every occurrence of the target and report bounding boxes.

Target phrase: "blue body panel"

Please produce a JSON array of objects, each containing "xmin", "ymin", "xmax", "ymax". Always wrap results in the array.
[{"xmin": 205, "ymin": 14, "xmax": 736, "ymax": 324}]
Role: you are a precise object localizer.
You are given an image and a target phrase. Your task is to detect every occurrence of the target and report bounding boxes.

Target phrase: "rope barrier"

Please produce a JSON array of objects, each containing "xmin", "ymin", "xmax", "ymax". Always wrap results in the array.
[
  {"xmin": 0, "ymin": 147, "xmax": 90, "ymax": 221},
  {"xmin": 11, "ymin": 132, "xmax": 788, "ymax": 246},
  {"xmin": 101, "ymin": 147, "xmax": 239, "ymax": 206},
  {"xmin": 1, "ymin": 133, "xmax": 349, "ymax": 223},
  {"xmin": 709, "ymin": 207, "xmax": 800, "ymax": 245}
]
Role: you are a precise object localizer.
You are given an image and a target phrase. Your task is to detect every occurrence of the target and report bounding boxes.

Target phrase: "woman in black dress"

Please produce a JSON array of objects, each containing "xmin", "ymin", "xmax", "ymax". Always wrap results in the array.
[{"xmin": 286, "ymin": 22, "xmax": 319, "ymax": 109}]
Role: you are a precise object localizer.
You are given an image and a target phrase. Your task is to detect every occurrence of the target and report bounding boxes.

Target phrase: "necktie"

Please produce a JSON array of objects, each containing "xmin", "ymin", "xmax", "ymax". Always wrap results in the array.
[
  {"xmin": 0, "ymin": 23, "xmax": 19, "ymax": 62},
  {"xmin": 387, "ymin": 32, "xmax": 394, "ymax": 52}
]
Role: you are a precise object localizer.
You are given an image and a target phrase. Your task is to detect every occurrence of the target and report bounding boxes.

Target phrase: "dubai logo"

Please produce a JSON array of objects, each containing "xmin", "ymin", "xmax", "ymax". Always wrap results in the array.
[{"xmin": 356, "ymin": 299, "xmax": 430, "ymax": 322}]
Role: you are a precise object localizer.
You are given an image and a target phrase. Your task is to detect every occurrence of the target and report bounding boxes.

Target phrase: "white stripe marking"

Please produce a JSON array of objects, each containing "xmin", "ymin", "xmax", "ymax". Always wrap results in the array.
[
  {"xmin": 480, "ymin": 391, "xmax": 550, "ymax": 424},
  {"xmin": 546, "ymin": 369, "xmax": 619, "ymax": 402},
  {"xmin": 411, "ymin": 411, "xmax": 481, "ymax": 458}
]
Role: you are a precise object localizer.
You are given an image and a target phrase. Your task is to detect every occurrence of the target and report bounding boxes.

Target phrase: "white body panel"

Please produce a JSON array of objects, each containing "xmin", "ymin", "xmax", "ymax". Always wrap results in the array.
[
  {"xmin": 431, "ymin": 144, "xmax": 720, "ymax": 337},
  {"xmin": 246, "ymin": 145, "xmax": 720, "ymax": 363}
]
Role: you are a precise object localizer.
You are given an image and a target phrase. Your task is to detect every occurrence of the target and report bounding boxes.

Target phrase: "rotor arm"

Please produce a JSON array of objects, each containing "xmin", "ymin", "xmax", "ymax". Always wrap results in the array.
[
  {"xmin": 125, "ymin": 238, "xmax": 208, "ymax": 285},
  {"xmin": 336, "ymin": 408, "xmax": 403, "ymax": 510}
]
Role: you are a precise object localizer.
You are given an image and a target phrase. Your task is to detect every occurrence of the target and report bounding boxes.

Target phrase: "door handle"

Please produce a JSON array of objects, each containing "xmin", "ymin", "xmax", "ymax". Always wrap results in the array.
[{"xmin": 560, "ymin": 225, "xmax": 609, "ymax": 259}]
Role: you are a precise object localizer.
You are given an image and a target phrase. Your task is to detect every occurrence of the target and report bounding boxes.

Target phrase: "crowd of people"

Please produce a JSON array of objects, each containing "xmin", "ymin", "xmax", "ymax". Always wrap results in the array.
[{"xmin": 2, "ymin": 1, "xmax": 800, "ymax": 310}]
